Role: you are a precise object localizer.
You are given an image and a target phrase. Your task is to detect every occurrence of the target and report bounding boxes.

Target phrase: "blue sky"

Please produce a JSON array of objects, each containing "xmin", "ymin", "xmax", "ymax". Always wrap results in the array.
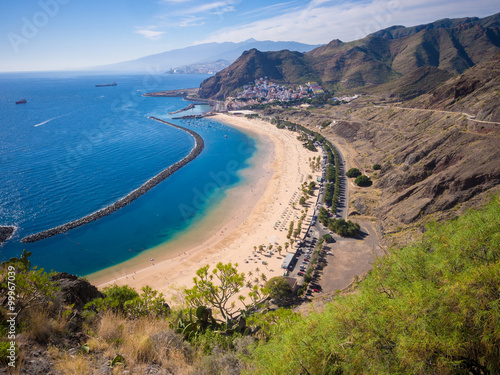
[{"xmin": 1, "ymin": 0, "xmax": 498, "ymax": 71}]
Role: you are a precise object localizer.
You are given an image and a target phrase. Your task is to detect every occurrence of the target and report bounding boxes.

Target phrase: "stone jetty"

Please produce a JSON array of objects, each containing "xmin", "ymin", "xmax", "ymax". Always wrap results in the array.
[
  {"xmin": 21, "ymin": 118, "xmax": 204, "ymax": 243},
  {"xmin": 168, "ymin": 103, "xmax": 196, "ymax": 115}
]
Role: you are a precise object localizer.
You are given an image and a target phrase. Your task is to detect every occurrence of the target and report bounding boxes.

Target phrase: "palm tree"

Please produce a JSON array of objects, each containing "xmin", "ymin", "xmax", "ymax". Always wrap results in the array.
[
  {"xmin": 268, "ymin": 244, "xmax": 273, "ymax": 251},
  {"xmin": 277, "ymin": 245, "xmax": 283, "ymax": 255},
  {"xmin": 290, "ymin": 238, "xmax": 294, "ymax": 247},
  {"xmin": 258, "ymin": 245, "xmax": 264, "ymax": 253},
  {"xmin": 253, "ymin": 246, "xmax": 257, "ymax": 252},
  {"xmin": 285, "ymin": 242, "xmax": 289, "ymax": 252}
]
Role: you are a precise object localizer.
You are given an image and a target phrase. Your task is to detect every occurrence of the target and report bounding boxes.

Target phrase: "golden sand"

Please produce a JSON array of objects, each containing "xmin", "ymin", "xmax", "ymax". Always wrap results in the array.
[{"xmin": 88, "ymin": 114, "xmax": 319, "ymax": 301}]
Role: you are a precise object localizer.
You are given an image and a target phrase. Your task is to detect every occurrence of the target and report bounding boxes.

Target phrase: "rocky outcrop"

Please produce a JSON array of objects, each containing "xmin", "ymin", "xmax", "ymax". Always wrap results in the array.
[
  {"xmin": 51, "ymin": 272, "xmax": 103, "ymax": 310},
  {"xmin": 0, "ymin": 226, "xmax": 15, "ymax": 245}
]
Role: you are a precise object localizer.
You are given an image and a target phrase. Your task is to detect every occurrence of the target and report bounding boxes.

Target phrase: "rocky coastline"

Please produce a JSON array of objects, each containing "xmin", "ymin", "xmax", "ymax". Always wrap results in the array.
[
  {"xmin": 21, "ymin": 119, "xmax": 204, "ymax": 243},
  {"xmin": 0, "ymin": 226, "xmax": 16, "ymax": 245}
]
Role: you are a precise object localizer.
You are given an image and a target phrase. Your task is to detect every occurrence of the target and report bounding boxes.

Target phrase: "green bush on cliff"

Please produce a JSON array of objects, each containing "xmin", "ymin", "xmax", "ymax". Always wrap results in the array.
[{"xmin": 247, "ymin": 198, "xmax": 500, "ymax": 374}]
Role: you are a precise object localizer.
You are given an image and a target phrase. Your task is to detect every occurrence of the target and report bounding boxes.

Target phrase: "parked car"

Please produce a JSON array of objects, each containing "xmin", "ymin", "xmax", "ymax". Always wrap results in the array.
[
  {"xmin": 298, "ymin": 271, "xmax": 304, "ymax": 276},
  {"xmin": 313, "ymin": 289, "xmax": 320, "ymax": 293}
]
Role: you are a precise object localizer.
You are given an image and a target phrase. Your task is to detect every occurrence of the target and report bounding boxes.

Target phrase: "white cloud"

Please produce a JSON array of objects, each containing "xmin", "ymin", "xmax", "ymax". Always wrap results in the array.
[
  {"xmin": 134, "ymin": 29, "xmax": 166, "ymax": 40},
  {"xmin": 196, "ymin": 0, "xmax": 499, "ymax": 45},
  {"xmin": 182, "ymin": 0, "xmax": 237, "ymax": 15},
  {"xmin": 177, "ymin": 16, "xmax": 206, "ymax": 27}
]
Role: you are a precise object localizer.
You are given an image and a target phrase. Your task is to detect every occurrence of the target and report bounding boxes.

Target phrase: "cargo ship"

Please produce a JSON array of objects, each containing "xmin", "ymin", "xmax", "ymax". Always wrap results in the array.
[
  {"xmin": 95, "ymin": 81, "xmax": 117, "ymax": 87},
  {"xmin": 16, "ymin": 99, "xmax": 27, "ymax": 104}
]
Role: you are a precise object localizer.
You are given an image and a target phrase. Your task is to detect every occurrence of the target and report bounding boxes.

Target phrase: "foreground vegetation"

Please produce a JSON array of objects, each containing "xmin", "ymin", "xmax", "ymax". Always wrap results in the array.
[
  {"xmin": 1, "ymin": 198, "xmax": 498, "ymax": 374},
  {"xmin": 249, "ymin": 198, "xmax": 500, "ymax": 374}
]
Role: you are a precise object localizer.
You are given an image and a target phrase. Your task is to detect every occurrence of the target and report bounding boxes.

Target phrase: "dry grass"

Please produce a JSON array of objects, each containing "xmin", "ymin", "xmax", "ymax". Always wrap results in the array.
[
  {"xmin": 49, "ymin": 347, "xmax": 96, "ymax": 375},
  {"xmin": 51, "ymin": 311, "xmax": 194, "ymax": 374},
  {"xmin": 25, "ymin": 308, "xmax": 67, "ymax": 343}
]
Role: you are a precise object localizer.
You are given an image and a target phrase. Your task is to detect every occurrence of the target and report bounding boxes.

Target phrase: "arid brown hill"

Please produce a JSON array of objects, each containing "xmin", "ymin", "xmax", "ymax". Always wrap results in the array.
[
  {"xmin": 199, "ymin": 13, "xmax": 500, "ymax": 99},
  {"xmin": 409, "ymin": 53, "xmax": 500, "ymax": 122},
  {"xmin": 258, "ymin": 55, "xmax": 500, "ymax": 245}
]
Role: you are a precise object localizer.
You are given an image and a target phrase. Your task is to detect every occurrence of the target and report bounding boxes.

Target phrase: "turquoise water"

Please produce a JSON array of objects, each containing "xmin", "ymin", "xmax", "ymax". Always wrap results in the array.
[{"xmin": 0, "ymin": 72, "xmax": 256, "ymax": 275}]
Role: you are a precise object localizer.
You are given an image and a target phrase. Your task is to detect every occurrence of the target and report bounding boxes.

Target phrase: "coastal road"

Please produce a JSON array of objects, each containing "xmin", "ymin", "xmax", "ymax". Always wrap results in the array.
[{"xmin": 286, "ymin": 140, "xmax": 349, "ymax": 281}]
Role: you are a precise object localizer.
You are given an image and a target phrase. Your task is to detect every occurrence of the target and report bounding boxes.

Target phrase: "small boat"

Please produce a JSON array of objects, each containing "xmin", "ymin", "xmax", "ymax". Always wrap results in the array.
[
  {"xmin": 95, "ymin": 81, "xmax": 117, "ymax": 87},
  {"xmin": 16, "ymin": 99, "xmax": 27, "ymax": 104}
]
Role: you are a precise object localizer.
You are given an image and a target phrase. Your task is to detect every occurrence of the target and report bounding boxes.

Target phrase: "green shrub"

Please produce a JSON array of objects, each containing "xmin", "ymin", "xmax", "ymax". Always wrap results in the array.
[
  {"xmin": 346, "ymin": 168, "xmax": 361, "ymax": 178},
  {"xmin": 355, "ymin": 175, "xmax": 372, "ymax": 187}
]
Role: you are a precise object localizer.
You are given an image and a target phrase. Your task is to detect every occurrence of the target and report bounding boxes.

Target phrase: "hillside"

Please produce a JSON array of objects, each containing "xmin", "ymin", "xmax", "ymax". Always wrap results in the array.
[
  {"xmin": 248, "ymin": 198, "xmax": 500, "ymax": 374},
  {"xmin": 409, "ymin": 53, "xmax": 500, "ymax": 121},
  {"xmin": 198, "ymin": 13, "xmax": 500, "ymax": 99},
  {"xmin": 255, "ymin": 54, "xmax": 500, "ymax": 246},
  {"xmin": 357, "ymin": 66, "xmax": 454, "ymax": 100},
  {"xmin": 197, "ymin": 48, "xmax": 318, "ymax": 99}
]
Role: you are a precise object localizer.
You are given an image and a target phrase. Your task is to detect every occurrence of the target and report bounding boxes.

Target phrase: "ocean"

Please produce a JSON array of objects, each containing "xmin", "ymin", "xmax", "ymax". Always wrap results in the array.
[{"xmin": 0, "ymin": 72, "xmax": 256, "ymax": 276}]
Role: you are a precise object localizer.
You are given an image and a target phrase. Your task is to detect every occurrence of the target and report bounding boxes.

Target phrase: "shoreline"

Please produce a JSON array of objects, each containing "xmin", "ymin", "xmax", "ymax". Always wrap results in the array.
[
  {"xmin": 89, "ymin": 114, "xmax": 318, "ymax": 299},
  {"xmin": 21, "ymin": 119, "xmax": 204, "ymax": 243}
]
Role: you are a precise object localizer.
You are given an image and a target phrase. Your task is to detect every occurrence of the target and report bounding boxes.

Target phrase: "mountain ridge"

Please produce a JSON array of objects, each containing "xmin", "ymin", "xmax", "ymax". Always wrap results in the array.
[
  {"xmin": 91, "ymin": 39, "xmax": 322, "ymax": 72},
  {"xmin": 198, "ymin": 12, "xmax": 500, "ymax": 99}
]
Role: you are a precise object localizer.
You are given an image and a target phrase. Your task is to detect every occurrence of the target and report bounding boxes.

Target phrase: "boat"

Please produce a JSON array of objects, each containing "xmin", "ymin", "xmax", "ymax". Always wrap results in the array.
[
  {"xmin": 16, "ymin": 99, "xmax": 27, "ymax": 104},
  {"xmin": 95, "ymin": 81, "xmax": 117, "ymax": 87}
]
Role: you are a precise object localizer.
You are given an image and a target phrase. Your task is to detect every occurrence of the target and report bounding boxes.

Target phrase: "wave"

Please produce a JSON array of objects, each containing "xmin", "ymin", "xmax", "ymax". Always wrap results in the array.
[{"xmin": 34, "ymin": 113, "xmax": 69, "ymax": 127}]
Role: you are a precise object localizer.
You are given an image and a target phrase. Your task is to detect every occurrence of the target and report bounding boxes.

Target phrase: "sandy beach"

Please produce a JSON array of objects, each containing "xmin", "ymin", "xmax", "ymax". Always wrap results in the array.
[{"xmin": 88, "ymin": 114, "xmax": 319, "ymax": 302}]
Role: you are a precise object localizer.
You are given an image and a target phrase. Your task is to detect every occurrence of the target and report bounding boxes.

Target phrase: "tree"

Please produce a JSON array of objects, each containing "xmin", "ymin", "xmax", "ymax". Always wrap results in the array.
[
  {"xmin": 264, "ymin": 277, "xmax": 293, "ymax": 301},
  {"xmin": 285, "ymin": 242, "xmax": 289, "ymax": 252},
  {"xmin": 355, "ymin": 175, "xmax": 372, "ymax": 187},
  {"xmin": 322, "ymin": 234, "xmax": 334, "ymax": 243},
  {"xmin": 184, "ymin": 262, "xmax": 265, "ymax": 321},
  {"xmin": 373, "ymin": 163, "xmax": 381, "ymax": 170},
  {"xmin": 346, "ymin": 168, "xmax": 361, "ymax": 178},
  {"xmin": 0, "ymin": 251, "xmax": 58, "ymax": 316},
  {"xmin": 299, "ymin": 196, "xmax": 306, "ymax": 206},
  {"xmin": 328, "ymin": 219, "xmax": 361, "ymax": 238},
  {"xmin": 277, "ymin": 245, "xmax": 283, "ymax": 255}
]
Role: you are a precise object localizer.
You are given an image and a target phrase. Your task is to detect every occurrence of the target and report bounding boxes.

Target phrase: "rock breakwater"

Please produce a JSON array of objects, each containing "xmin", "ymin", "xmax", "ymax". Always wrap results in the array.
[{"xmin": 21, "ymin": 118, "xmax": 204, "ymax": 243}]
